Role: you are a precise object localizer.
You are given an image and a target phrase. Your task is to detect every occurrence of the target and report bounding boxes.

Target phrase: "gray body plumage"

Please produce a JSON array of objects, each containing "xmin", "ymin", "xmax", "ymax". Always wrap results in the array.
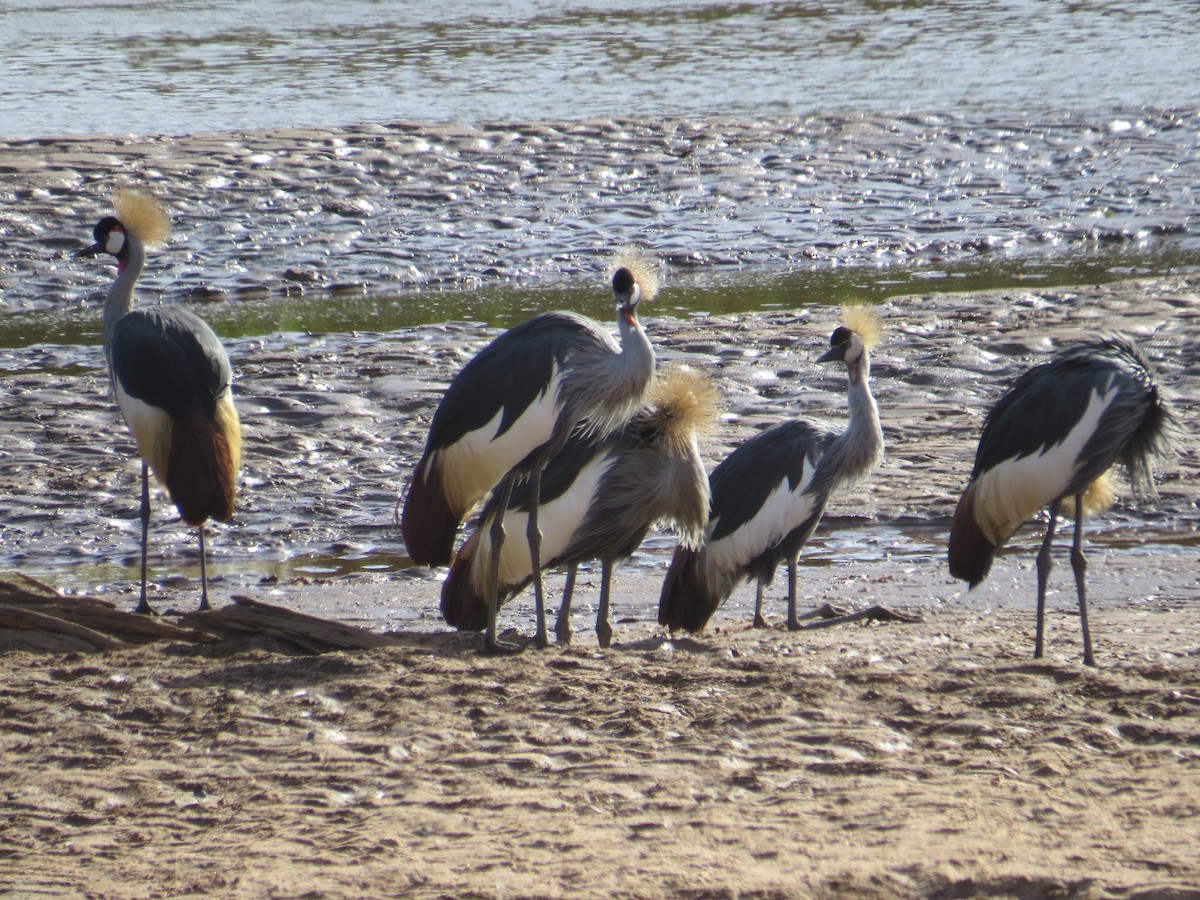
[
  {"xmin": 441, "ymin": 369, "xmax": 711, "ymax": 646},
  {"xmin": 403, "ymin": 264, "xmax": 657, "ymax": 651},
  {"xmin": 660, "ymin": 322, "xmax": 883, "ymax": 633},
  {"xmin": 948, "ymin": 333, "xmax": 1177, "ymax": 666},
  {"xmin": 77, "ymin": 198, "xmax": 241, "ymax": 615}
]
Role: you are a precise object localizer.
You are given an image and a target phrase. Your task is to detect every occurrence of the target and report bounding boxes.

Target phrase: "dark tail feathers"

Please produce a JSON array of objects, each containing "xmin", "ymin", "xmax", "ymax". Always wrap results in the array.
[
  {"xmin": 658, "ymin": 545, "xmax": 723, "ymax": 634},
  {"xmin": 440, "ymin": 529, "xmax": 489, "ymax": 631},
  {"xmin": 167, "ymin": 401, "xmax": 237, "ymax": 526},
  {"xmin": 947, "ymin": 483, "xmax": 997, "ymax": 588},
  {"xmin": 401, "ymin": 456, "xmax": 461, "ymax": 567}
]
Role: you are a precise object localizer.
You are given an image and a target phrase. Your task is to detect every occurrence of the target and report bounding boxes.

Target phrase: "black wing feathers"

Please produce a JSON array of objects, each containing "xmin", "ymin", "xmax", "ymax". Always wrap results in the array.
[
  {"xmin": 709, "ymin": 421, "xmax": 828, "ymax": 542},
  {"xmin": 110, "ymin": 307, "xmax": 231, "ymax": 420},
  {"xmin": 425, "ymin": 313, "xmax": 594, "ymax": 451}
]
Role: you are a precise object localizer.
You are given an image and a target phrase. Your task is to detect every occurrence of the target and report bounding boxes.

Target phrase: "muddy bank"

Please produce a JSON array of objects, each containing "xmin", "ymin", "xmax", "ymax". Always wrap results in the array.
[
  {"xmin": 3, "ymin": 274, "xmax": 1197, "ymax": 630},
  {"xmin": 1, "ymin": 602, "xmax": 1198, "ymax": 898},
  {"xmin": 4, "ymin": 113, "xmax": 1199, "ymax": 317}
]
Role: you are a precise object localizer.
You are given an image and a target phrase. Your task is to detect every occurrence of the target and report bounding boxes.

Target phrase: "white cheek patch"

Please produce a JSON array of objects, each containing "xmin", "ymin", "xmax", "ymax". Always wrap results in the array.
[
  {"xmin": 707, "ymin": 453, "xmax": 820, "ymax": 576},
  {"xmin": 106, "ymin": 229, "xmax": 126, "ymax": 255},
  {"xmin": 845, "ymin": 333, "xmax": 865, "ymax": 365},
  {"xmin": 973, "ymin": 383, "xmax": 1120, "ymax": 544}
]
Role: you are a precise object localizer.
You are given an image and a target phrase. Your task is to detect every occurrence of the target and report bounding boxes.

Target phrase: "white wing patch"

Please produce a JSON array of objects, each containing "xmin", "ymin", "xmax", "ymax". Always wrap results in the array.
[
  {"xmin": 470, "ymin": 452, "xmax": 615, "ymax": 593},
  {"xmin": 435, "ymin": 366, "xmax": 565, "ymax": 513},
  {"xmin": 114, "ymin": 383, "xmax": 173, "ymax": 487},
  {"xmin": 706, "ymin": 453, "xmax": 820, "ymax": 576},
  {"xmin": 973, "ymin": 383, "xmax": 1119, "ymax": 544}
]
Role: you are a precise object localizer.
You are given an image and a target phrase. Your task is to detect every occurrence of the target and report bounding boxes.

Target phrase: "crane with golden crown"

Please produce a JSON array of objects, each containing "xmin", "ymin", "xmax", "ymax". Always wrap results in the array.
[
  {"xmin": 440, "ymin": 365, "xmax": 717, "ymax": 648},
  {"xmin": 948, "ymin": 335, "xmax": 1176, "ymax": 666},
  {"xmin": 75, "ymin": 189, "xmax": 242, "ymax": 614},
  {"xmin": 400, "ymin": 251, "xmax": 660, "ymax": 652},
  {"xmin": 659, "ymin": 308, "xmax": 885, "ymax": 634}
]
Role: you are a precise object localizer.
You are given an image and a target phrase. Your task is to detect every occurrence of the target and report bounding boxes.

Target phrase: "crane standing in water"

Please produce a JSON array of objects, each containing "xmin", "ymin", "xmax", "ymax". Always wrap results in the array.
[
  {"xmin": 400, "ymin": 253, "xmax": 658, "ymax": 652},
  {"xmin": 75, "ymin": 190, "xmax": 242, "ymax": 614},
  {"xmin": 659, "ymin": 309, "xmax": 885, "ymax": 635},
  {"xmin": 948, "ymin": 335, "xmax": 1176, "ymax": 667},
  {"xmin": 440, "ymin": 366, "xmax": 716, "ymax": 648}
]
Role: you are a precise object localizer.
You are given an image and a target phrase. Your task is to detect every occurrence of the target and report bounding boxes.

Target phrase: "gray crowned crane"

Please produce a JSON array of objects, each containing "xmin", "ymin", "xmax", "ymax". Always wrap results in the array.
[
  {"xmin": 659, "ymin": 309, "xmax": 884, "ymax": 635},
  {"xmin": 400, "ymin": 252, "xmax": 658, "ymax": 652},
  {"xmin": 74, "ymin": 189, "xmax": 242, "ymax": 614},
  {"xmin": 948, "ymin": 334, "xmax": 1176, "ymax": 667},
  {"xmin": 440, "ymin": 366, "xmax": 715, "ymax": 648}
]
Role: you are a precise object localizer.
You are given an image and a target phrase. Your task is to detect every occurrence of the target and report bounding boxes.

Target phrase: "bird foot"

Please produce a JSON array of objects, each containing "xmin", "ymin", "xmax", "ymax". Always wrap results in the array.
[
  {"xmin": 480, "ymin": 633, "xmax": 526, "ymax": 656},
  {"xmin": 752, "ymin": 615, "xmax": 769, "ymax": 629},
  {"xmin": 554, "ymin": 624, "xmax": 573, "ymax": 646}
]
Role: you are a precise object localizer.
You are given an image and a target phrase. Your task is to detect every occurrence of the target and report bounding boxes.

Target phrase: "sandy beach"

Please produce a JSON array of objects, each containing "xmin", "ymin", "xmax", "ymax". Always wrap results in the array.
[{"xmin": 4, "ymin": 266, "xmax": 1200, "ymax": 897}]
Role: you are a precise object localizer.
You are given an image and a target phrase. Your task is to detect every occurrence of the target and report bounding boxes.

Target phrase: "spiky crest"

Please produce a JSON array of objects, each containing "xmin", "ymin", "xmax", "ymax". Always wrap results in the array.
[
  {"xmin": 841, "ymin": 304, "xmax": 882, "ymax": 350},
  {"xmin": 607, "ymin": 247, "xmax": 661, "ymax": 302},
  {"xmin": 112, "ymin": 188, "xmax": 171, "ymax": 246},
  {"xmin": 642, "ymin": 365, "xmax": 720, "ymax": 451}
]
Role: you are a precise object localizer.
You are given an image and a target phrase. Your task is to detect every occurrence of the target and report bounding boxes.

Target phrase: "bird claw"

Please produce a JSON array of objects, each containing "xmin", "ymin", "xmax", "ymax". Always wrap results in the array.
[{"xmin": 480, "ymin": 634, "xmax": 525, "ymax": 656}]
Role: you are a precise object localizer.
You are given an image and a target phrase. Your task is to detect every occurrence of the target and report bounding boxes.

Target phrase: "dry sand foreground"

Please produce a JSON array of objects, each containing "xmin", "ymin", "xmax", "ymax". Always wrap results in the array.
[
  {"xmin": 3, "ymin": 272, "xmax": 1200, "ymax": 898},
  {"xmin": 1, "ymin": 584, "xmax": 1199, "ymax": 899}
]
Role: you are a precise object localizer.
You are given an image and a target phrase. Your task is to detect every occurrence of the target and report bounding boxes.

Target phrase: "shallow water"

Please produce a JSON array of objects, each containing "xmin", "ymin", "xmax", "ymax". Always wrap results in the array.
[
  {"xmin": 3, "ymin": 112, "xmax": 1200, "ymax": 342},
  {"xmin": 5, "ymin": 0, "xmax": 1200, "ymax": 138}
]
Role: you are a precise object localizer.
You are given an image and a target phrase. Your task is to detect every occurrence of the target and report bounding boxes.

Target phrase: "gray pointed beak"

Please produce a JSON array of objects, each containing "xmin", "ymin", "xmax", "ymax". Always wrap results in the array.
[
  {"xmin": 74, "ymin": 241, "xmax": 103, "ymax": 259},
  {"xmin": 817, "ymin": 344, "xmax": 847, "ymax": 364}
]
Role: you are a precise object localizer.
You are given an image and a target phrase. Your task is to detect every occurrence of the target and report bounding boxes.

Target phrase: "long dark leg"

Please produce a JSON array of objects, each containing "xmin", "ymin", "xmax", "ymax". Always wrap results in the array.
[
  {"xmin": 786, "ymin": 558, "xmax": 802, "ymax": 631},
  {"xmin": 753, "ymin": 580, "xmax": 767, "ymax": 628},
  {"xmin": 555, "ymin": 563, "xmax": 578, "ymax": 646},
  {"xmin": 1071, "ymin": 494, "xmax": 1096, "ymax": 667},
  {"xmin": 596, "ymin": 560, "xmax": 614, "ymax": 649},
  {"xmin": 527, "ymin": 469, "xmax": 549, "ymax": 649},
  {"xmin": 1034, "ymin": 499, "xmax": 1061, "ymax": 659},
  {"xmin": 133, "ymin": 462, "xmax": 156, "ymax": 616},
  {"xmin": 483, "ymin": 474, "xmax": 519, "ymax": 654},
  {"xmin": 197, "ymin": 526, "xmax": 211, "ymax": 612}
]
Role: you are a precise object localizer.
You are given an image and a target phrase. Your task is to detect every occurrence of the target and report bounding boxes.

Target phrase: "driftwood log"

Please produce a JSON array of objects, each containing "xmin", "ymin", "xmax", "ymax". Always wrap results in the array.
[
  {"xmin": 0, "ymin": 577, "xmax": 399, "ymax": 655},
  {"xmin": 179, "ymin": 595, "xmax": 402, "ymax": 654}
]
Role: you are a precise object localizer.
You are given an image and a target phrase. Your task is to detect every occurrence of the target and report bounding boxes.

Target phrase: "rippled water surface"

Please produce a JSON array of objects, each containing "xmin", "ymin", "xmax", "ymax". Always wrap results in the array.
[{"xmin": 5, "ymin": 0, "xmax": 1200, "ymax": 137}]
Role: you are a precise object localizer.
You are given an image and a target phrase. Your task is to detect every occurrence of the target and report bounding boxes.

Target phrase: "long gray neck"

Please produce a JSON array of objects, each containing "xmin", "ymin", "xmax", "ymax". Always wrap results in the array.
[
  {"xmin": 824, "ymin": 352, "xmax": 884, "ymax": 490},
  {"xmin": 582, "ymin": 306, "xmax": 656, "ymax": 438},
  {"xmin": 616, "ymin": 306, "xmax": 655, "ymax": 388},
  {"xmin": 102, "ymin": 236, "xmax": 146, "ymax": 365}
]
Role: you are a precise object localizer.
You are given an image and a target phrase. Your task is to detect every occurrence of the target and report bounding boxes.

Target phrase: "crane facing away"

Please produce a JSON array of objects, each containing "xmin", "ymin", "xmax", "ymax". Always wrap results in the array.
[
  {"xmin": 440, "ymin": 366, "xmax": 716, "ymax": 648},
  {"xmin": 948, "ymin": 334, "xmax": 1176, "ymax": 666},
  {"xmin": 659, "ymin": 308, "xmax": 885, "ymax": 635},
  {"xmin": 75, "ymin": 189, "xmax": 242, "ymax": 614},
  {"xmin": 400, "ymin": 252, "xmax": 659, "ymax": 652}
]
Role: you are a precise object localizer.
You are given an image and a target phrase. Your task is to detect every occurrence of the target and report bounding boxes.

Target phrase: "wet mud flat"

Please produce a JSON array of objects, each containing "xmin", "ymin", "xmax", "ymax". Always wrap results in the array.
[
  {"xmin": 3, "ymin": 111, "xmax": 1199, "ymax": 316},
  {"xmin": 1, "ymin": 273, "xmax": 1199, "ymax": 896},
  {"xmin": 2, "ymin": 273, "xmax": 1198, "ymax": 629}
]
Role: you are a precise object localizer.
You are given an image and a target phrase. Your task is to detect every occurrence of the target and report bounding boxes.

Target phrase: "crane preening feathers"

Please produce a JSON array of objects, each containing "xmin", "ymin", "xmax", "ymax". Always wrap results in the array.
[
  {"xmin": 401, "ymin": 251, "xmax": 660, "ymax": 652},
  {"xmin": 659, "ymin": 307, "xmax": 885, "ymax": 635},
  {"xmin": 75, "ymin": 189, "xmax": 242, "ymax": 614},
  {"xmin": 948, "ymin": 335, "xmax": 1177, "ymax": 666},
  {"xmin": 440, "ymin": 365, "xmax": 716, "ymax": 648}
]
